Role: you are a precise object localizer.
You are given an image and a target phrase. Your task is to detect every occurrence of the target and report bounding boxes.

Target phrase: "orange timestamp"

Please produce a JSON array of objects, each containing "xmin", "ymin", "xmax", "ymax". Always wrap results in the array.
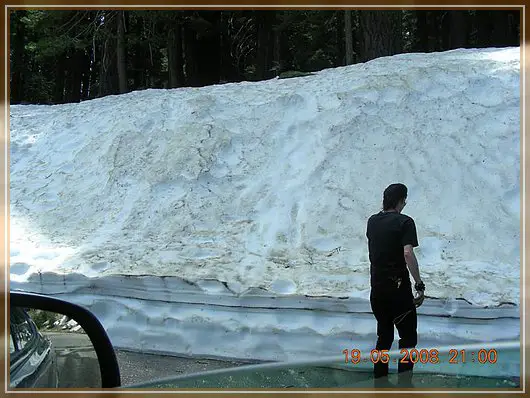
[{"xmin": 342, "ymin": 348, "xmax": 499, "ymax": 365}]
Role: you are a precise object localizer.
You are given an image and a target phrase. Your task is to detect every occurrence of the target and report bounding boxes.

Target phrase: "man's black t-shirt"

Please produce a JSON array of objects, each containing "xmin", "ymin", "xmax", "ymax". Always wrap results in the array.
[{"xmin": 366, "ymin": 211, "xmax": 419, "ymax": 289}]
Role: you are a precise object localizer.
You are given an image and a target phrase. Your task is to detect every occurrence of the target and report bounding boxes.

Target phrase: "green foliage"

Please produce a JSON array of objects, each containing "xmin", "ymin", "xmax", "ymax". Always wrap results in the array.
[
  {"xmin": 306, "ymin": 49, "xmax": 335, "ymax": 72},
  {"xmin": 25, "ymin": 11, "xmax": 92, "ymax": 59},
  {"xmin": 26, "ymin": 309, "xmax": 61, "ymax": 329},
  {"xmin": 24, "ymin": 73, "xmax": 54, "ymax": 103},
  {"xmin": 8, "ymin": 10, "xmax": 520, "ymax": 104},
  {"xmin": 402, "ymin": 10, "xmax": 417, "ymax": 53},
  {"xmin": 19, "ymin": 10, "xmax": 46, "ymax": 30},
  {"xmin": 283, "ymin": 11, "xmax": 342, "ymax": 72}
]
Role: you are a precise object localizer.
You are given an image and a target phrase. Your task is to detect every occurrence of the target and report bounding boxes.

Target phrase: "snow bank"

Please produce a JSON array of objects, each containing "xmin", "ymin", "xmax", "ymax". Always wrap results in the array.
[
  {"xmin": 10, "ymin": 274, "xmax": 520, "ymax": 377},
  {"xmin": 10, "ymin": 47, "xmax": 520, "ymax": 308}
]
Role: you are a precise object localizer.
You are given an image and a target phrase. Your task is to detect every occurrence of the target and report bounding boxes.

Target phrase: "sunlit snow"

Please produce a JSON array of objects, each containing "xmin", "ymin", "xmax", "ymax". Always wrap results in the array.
[{"xmin": 10, "ymin": 47, "xmax": 520, "ymax": 308}]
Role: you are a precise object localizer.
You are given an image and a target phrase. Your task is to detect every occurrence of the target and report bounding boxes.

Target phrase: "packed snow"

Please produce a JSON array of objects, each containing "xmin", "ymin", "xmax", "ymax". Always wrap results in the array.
[
  {"xmin": 10, "ymin": 274, "xmax": 519, "ymax": 377},
  {"xmin": 10, "ymin": 47, "xmax": 520, "ymax": 310}
]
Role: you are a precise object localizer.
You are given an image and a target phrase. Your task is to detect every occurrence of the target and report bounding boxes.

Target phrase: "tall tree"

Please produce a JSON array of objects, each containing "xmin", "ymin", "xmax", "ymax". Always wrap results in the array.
[
  {"xmin": 10, "ymin": 10, "xmax": 27, "ymax": 104},
  {"xmin": 182, "ymin": 15, "xmax": 200, "ymax": 86},
  {"xmin": 116, "ymin": 10, "xmax": 128, "ymax": 94},
  {"xmin": 167, "ymin": 13, "xmax": 184, "ymax": 88},
  {"xmin": 414, "ymin": 11, "xmax": 428, "ymax": 52},
  {"xmin": 344, "ymin": 10, "xmax": 354, "ymax": 65},
  {"xmin": 218, "ymin": 11, "xmax": 237, "ymax": 82},
  {"xmin": 475, "ymin": 10, "xmax": 492, "ymax": 48},
  {"xmin": 81, "ymin": 52, "xmax": 91, "ymax": 100},
  {"xmin": 491, "ymin": 10, "xmax": 519, "ymax": 47},
  {"xmin": 64, "ymin": 50, "xmax": 85, "ymax": 102},
  {"xmin": 442, "ymin": 11, "xmax": 468, "ymax": 50},
  {"xmin": 9, "ymin": 10, "xmax": 522, "ymax": 105},
  {"xmin": 98, "ymin": 11, "xmax": 119, "ymax": 96},
  {"xmin": 255, "ymin": 11, "xmax": 276, "ymax": 80},
  {"xmin": 358, "ymin": 10, "xmax": 403, "ymax": 62},
  {"xmin": 271, "ymin": 11, "xmax": 295, "ymax": 75},
  {"xmin": 507, "ymin": 10, "xmax": 521, "ymax": 45},
  {"xmin": 449, "ymin": 11, "xmax": 468, "ymax": 49},
  {"xmin": 193, "ymin": 11, "xmax": 222, "ymax": 86},
  {"xmin": 127, "ymin": 11, "xmax": 149, "ymax": 90},
  {"xmin": 53, "ymin": 53, "xmax": 66, "ymax": 103},
  {"xmin": 427, "ymin": 11, "xmax": 442, "ymax": 52}
]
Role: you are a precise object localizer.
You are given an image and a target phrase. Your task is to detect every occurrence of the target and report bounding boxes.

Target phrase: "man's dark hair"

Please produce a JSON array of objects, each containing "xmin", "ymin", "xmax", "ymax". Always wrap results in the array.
[{"xmin": 382, "ymin": 183, "xmax": 408, "ymax": 211}]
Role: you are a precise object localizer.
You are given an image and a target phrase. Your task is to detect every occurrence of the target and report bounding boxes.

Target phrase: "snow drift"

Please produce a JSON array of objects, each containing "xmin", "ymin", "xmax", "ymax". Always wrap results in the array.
[{"xmin": 10, "ymin": 47, "xmax": 520, "ymax": 307}]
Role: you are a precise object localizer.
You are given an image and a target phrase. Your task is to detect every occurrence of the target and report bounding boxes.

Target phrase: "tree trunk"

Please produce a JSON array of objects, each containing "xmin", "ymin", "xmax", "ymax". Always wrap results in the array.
[
  {"xmin": 99, "ymin": 37, "xmax": 116, "ymax": 97},
  {"xmin": 448, "ymin": 11, "xmax": 468, "ymax": 49},
  {"xmin": 441, "ymin": 11, "xmax": 467, "ymax": 51},
  {"xmin": 168, "ymin": 28, "xmax": 178, "ymax": 88},
  {"xmin": 202, "ymin": 12, "xmax": 222, "ymax": 86},
  {"xmin": 68, "ymin": 50, "xmax": 84, "ymax": 103},
  {"xmin": 81, "ymin": 50, "xmax": 91, "ymax": 100},
  {"xmin": 98, "ymin": 12, "xmax": 118, "ymax": 96},
  {"xmin": 273, "ymin": 28, "xmax": 281, "ymax": 74},
  {"xmin": 415, "ymin": 10, "xmax": 429, "ymax": 52},
  {"xmin": 344, "ymin": 10, "xmax": 354, "ymax": 65},
  {"xmin": 441, "ymin": 12, "xmax": 450, "ymax": 50},
  {"xmin": 255, "ymin": 11, "xmax": 275, "ymax": 80},
  {"xmin": 129, "ymin": 13, "xmax": 145, "ymax": 91},
  {"xmin": 343, "ymin": 11, "xmax": 353, "ymax": 65},
  {"xmin": 491, "ymin": 11, "xmax": 511, "ymax": 47},
  {"xmin": 358, "ymin": 10, "xmax": 402, "ymax": 62},
  {"xmin": 116, "ymin": 10, "xmax": 128, "ymax": 94},
  {"xmin": 427, "ymin": 11, "xmax": 442, "ymax": 51},
  {"xmin": 219, "ymin": 11, "xmax": 240, "ymax": 82},
  {"xmin": 183, "ymin": 24, "xmax": 199, "ymax": 86},
  {"xmin": 89, "ymin": 46, "xmax": 99, "ymax": 99},
  {"xmin": 63, "ymin": 52, "xmax": 73, "ymax": 102},
  {"xmin": 508, "ymin": 10, "xmax": 521, "ymax": 45},
  {"xmin": 81, "ymin": 72, "xmax": 90, "ymax": 100},
  {"xmin": 167, "ymin": 23, "xmax": 184, "ymax": 88},
  {"xmin": 134, "ymin": 54, "xmax": 146, "ymax": 91},
  {"xmin": 53, "ymin": 54, "xmax": 66, "ymax": 104},
  {"xmin": 10, "ymin": 10, "xmax": 26, "ymax": 104},
  {"xmin": 98, "ymin": 42, "xmax": 108, "ymax": 97},
  {"xmin": 175, "ymin": 24, "xmax": 184, "ymax": 84},
  {"xmin": 476, "ymin": 11, "xmax": 491, "ymax": 48},
  {"xmin": 273, "ymin": 12, "xmax": 295, "ymax": 74}
]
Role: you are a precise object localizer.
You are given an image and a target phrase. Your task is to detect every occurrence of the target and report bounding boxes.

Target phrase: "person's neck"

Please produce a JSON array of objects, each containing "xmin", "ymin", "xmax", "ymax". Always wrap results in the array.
[{"xmin": 383, "ymin": 208, "xmax": 399, "ymax": 213}]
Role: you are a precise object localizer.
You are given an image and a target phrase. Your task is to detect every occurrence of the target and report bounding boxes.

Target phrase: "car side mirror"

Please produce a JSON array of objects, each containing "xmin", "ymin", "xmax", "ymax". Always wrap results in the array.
[{"xmin": 9, "ymin": 291, "xmax": 121, "ymax": 389}]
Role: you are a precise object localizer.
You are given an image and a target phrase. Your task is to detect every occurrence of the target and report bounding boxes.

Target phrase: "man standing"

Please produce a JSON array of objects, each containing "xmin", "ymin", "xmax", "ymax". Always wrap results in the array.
[{"xmin": 366, "ymin": 183, "xmax": 425, "ymax": 387}]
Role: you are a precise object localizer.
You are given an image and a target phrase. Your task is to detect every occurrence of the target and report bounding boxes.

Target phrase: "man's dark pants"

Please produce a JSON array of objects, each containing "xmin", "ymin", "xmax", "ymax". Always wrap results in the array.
[{"xmin": 370, "ymin": 280, "xmax": 418, "ymax": 384}]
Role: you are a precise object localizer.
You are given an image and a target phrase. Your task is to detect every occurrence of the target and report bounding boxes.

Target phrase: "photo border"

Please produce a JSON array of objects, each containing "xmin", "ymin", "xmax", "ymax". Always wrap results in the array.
[{"xmin": 0, "ymin": 2, "xmax": 526, "ymax": 397}]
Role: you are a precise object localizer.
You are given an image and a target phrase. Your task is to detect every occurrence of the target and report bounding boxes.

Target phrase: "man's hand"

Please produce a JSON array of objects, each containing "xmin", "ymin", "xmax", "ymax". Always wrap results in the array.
[
  {"xmin": 413, "ymin": 281, "xmax": 425, "ymax": 307},
  {"xmin": 414, "ymin": 280, "xmax": 425, "ymax": 292},
  {"xmin": 414, "ymin": 290, "xmax": 424, "ymax": 308}
]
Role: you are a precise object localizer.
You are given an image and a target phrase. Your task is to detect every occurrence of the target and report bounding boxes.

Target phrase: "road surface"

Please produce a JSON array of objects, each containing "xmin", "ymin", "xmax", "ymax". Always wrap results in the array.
[
  {"xmin": 44, "ymin": 332, "xmax": 101, "ymax": 388},
  {"xmin": 39, "ymin": 332, "xmax": 522, "ymax": 389},
  {"xmin": 44, "ymin": 331, "xmax": 247, "ymax": 387},
  {"xmin": 115, "ymin": 350, "xmax": 247, "ymax": 386}
]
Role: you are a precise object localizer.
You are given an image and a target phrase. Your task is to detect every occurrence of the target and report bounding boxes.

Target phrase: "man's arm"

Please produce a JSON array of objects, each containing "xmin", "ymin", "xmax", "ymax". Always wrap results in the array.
[{"xmin": 404, "ymin": 245, "xmax": 422, "ymax": 284}]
